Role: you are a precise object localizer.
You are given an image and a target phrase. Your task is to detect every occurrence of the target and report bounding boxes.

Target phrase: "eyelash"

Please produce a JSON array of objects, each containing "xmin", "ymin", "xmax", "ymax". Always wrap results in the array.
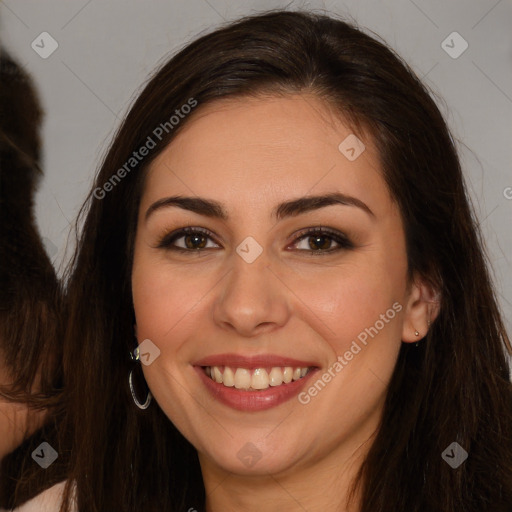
[
  {"xmin": 290, "ymin": 227, "xmax": 354, "ymax": 254},
  {"xmin": 156, "ymin": 226, "xmax": 354, "ymax": 255}
]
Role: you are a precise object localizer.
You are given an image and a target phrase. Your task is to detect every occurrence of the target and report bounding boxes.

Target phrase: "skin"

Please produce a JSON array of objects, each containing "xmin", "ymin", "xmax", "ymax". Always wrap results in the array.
[{"xmin": 131, "ymin": 94, "xmax": 439, "ymax": 512}]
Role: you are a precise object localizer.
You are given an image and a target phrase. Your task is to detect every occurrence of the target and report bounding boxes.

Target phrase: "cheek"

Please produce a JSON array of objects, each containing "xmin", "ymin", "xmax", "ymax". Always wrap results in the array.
[
  {"xmin": 132, "ymin": 249, "xmax": 208, "ymax": 341},
  {"xmin": 301, "ymin": 254, "xmax": 406, "ymax": 354},
  {"xmin": 299, "ymin": 214, "xmax": 407, "ymax": 337},
  {"xmin": 131, "ymin": 252, "xmax": 225, "ymax": 397},
  {"xmin": 296, "ymin": 262, "xmax": 405, "ymax": 431}
]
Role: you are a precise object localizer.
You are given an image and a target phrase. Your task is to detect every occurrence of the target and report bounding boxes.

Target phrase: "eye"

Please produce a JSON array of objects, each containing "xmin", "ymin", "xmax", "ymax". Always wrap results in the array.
[
  {"xmin": 289, "ymin": 227, "xmax": 354, "ymax": 254},
  {"xmin": 156, "ymin": 227, "xmax": 220, "ymax": 252}
]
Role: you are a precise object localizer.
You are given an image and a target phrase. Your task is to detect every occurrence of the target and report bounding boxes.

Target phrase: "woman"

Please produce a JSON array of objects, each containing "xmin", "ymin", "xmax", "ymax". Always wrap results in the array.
[{"xmin": 15, "ymin": 9, "xmax": 512, "ymax": 511}]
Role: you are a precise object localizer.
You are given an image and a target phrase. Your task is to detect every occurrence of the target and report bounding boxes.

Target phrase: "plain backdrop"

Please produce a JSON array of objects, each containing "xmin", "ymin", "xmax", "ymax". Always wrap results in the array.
[{"xmin": 1, "ymin": 0, "xmax": 511, "ymax": 352}]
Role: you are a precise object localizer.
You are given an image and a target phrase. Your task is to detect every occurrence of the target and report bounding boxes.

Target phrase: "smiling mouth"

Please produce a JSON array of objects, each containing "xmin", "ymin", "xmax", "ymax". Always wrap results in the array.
[{"xmin": 203, "ymin": 365, "xmax": 312, "ymax": 391}]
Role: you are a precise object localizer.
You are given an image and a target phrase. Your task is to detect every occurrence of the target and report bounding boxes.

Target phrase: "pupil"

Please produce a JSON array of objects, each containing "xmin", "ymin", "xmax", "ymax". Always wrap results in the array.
[
  {"xmin": 185, "ymin": 234, "xmax": 206, "ymax": 249},
  {"xmin": 309, "ymin": 235, "xmax": 330, "ymax": 251}
]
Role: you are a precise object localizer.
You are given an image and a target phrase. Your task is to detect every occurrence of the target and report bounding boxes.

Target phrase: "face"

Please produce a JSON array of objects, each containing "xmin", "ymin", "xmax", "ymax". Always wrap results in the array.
[{"xmin": 131, "ymin": 94, "xmax": 424, "ymax": 480}]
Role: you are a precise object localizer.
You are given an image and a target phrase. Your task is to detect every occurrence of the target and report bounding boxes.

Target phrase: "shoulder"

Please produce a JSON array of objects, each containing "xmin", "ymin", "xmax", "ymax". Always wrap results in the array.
[{"xmin": 1, "ymin": 481, "xmax": 77, "ymax": 512}]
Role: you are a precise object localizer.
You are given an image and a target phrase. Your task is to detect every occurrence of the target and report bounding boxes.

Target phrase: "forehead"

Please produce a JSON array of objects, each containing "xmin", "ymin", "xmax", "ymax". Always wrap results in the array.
[{"xmin": 143, "ymin": 94, "xmax": 391, "ymax": 216}]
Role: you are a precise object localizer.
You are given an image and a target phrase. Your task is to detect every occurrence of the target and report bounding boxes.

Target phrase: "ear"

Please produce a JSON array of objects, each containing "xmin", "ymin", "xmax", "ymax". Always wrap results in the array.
[{"xmin": 401, "ymin": 274, "xmax": 441, "ymax": 343}]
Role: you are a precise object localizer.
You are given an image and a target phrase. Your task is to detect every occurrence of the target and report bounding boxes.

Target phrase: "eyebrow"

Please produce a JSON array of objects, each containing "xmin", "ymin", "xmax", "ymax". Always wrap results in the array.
[{"xmin": 144, "ymin": 192, "xmax": 375, "ymax": 222}]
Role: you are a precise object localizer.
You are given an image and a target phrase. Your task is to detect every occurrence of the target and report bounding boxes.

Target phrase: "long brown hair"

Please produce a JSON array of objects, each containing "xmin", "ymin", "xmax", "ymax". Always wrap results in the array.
[
  {"xmin": 0, "ymin": 49, "xmax": 62, "ymax": 405},
  {"xmin": 0, "ymin": 49, "xmax": 65, "ymax": 505},
  {"xmin": 55, "ymin": 9, "xmax": 512, "ymax": 511}
]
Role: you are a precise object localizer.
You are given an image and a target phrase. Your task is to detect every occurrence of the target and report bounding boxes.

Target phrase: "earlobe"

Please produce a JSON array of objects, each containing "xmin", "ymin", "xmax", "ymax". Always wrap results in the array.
[{"xmin": 401, "ymin": 276, "xmax": 440, "ymax": 343}]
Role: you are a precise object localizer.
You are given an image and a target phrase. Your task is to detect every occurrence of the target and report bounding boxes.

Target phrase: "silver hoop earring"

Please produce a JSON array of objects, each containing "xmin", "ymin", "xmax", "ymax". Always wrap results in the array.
[
  {"xmin": 129, "ymin": 370, "xmax": 152, "ymax": 409},
  {"xmin": 129, "ymin": 347, "xmax": 152, "ymax": 410}
]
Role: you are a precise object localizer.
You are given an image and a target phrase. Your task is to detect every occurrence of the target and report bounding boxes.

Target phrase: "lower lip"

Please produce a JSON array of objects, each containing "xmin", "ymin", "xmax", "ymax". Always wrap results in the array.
[{"xmin": 194, "ymin": 366, "xmax": 318, "ymax": 411}]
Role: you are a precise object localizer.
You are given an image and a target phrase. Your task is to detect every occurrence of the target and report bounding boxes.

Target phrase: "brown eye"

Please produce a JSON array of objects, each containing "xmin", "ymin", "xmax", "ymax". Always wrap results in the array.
[
  {"xmin": 157, "ymin": 227, "xmax": 219, "ymax": 252},
  {"xmin": 291, "ymin": 227, "xmax": 354, "ymax": 254},
  {"xmin": 306, "ymin": 234, "xmax": 333, "ymax": 251},
  {"xmin": 183, "ymin": 232, "xmax": 207, "ymax": 249}
]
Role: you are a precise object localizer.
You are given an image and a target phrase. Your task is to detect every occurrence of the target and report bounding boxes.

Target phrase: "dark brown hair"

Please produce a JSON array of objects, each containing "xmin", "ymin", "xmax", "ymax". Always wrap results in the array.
[
  {"xmin": 0, "ymin": 49, "xmax": 59, "ymax": 400},
  {"xmin": 0, "ymin": 49, "xmax": 64, "ymax": 503},
  {"xmin": 54, "ymin": 9, "xmax": 512, "ymax": 511}
]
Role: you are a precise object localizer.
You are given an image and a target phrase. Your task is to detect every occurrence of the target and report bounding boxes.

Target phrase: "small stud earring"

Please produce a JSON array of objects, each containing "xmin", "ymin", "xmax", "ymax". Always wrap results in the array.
[{"xmin": 414, "ymin": 329, "xmax": 421, "ymax": 347}]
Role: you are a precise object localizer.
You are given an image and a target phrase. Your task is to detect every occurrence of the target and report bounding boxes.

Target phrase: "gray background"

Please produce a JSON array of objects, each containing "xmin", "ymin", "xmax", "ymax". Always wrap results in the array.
[{"xmin": 1, "ymin": 0, "xmax": 511, "ymax": 350}]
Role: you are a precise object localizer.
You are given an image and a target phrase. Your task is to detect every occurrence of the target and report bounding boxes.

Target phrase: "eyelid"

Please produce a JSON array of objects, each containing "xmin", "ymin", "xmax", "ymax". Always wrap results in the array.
[
  {"xmin": 287, "ymin": 226, "xmax": 354, "ymax": 252},
  {"xmin": 156, "ymin": 226, "xmax": 220, "ymax": 250},
  {"xmin": 155, "ymin": 225, "xmax": 354, "ymax": 253}
]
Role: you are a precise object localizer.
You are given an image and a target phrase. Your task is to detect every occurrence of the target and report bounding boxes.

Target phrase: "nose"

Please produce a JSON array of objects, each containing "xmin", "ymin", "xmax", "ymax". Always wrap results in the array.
[{"xmin": 212, "ymin": 248, "xmax": 291, "ymax": 338}]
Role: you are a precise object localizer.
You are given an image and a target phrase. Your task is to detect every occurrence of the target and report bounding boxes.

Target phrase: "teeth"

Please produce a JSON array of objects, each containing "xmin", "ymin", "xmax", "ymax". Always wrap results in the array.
[
  {"xmin": 213, "ymin": 366, "xmax": 223, "ymax": 384},
  {"xmin": 251, "ymin": 368, "xmax": 268, "ymax": 390},
  {"xmin": 268, "ymin": 367, "xmax": 283, "ymax": 386},
  {"xmin": 234, "ymin": 368, "xmax": 251, "ymax": 389},
  {"xmin": 223, "ymin": 366, "xmax": 235, "ymax": 387},
  {"xmin": 204, "ymin": 365, "xmax": 311, "ymax": 391},
  {"xmin": 283, "ymin": 367, "xmax": 293, "ymax": 383}
]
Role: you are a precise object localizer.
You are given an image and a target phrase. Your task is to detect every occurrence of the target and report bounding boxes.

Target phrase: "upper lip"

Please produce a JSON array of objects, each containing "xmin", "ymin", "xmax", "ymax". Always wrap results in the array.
[{"xmin": 193, "ymin": 353, "xmax": 319, "ymax": 369}]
